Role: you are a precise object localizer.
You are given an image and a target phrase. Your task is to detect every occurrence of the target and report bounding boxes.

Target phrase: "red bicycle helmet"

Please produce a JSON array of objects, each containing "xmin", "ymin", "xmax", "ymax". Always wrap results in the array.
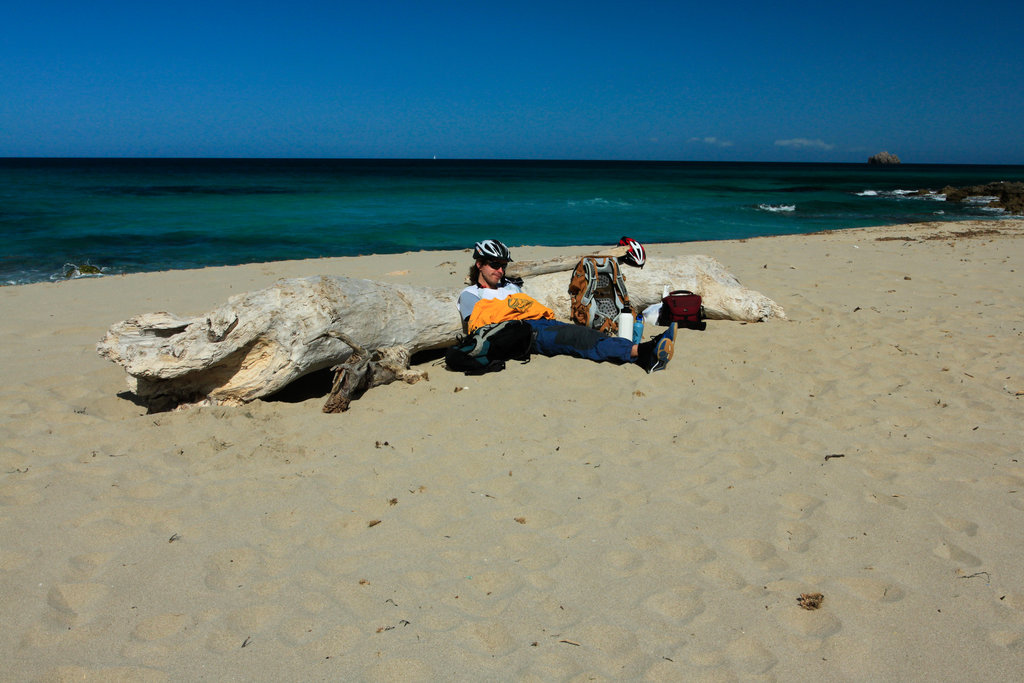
[{"xmin": 618, "ymin": 236, "xmax": 646, "ymax": 268}]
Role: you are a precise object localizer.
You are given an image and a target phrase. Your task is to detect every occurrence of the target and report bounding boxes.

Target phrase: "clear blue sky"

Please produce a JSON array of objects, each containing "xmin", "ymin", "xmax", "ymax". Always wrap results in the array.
[{"xmin": 3, "ymin": 0, "xmax": 1022, "ymax": 163}]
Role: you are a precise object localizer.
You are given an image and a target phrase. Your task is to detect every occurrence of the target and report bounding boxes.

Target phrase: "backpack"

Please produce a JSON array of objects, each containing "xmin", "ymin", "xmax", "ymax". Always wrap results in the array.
[
  {"xmin": 444, "ymin": 320, "xmax": 534, "ymax": 375},
  {"xmin": 567, "ymin": 256, "xmax": 633, "ymax": 335}
]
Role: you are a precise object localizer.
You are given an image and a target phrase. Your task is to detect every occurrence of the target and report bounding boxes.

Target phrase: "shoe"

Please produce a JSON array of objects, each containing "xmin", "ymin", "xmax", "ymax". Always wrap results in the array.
[{"xmin": 638, "ymin": 322, "xmax": 675, "ymax": 373}]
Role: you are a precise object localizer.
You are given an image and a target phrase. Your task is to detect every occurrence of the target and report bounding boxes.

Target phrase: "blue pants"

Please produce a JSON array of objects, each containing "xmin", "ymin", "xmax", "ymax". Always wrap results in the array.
[{"xmin": 527, "ymin": 319, "xmax": 634, "ymax": 364}]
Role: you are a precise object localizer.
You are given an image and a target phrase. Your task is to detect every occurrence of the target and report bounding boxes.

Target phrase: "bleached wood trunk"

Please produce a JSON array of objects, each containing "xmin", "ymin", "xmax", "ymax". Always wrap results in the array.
[
  {"xmin": 523, "ymin": 254, "xmax": 786, "ymax": 322},
  {"xmin": 97, "ymin": 276, "xmax": 459, "ymax": 408},
  {"xmin": 504, "ymin": 246, "xmax": 628, "ymax": 279},
  {"xmin": 97, "ymin": 256, "xmax": 784, "ymax": 409}
]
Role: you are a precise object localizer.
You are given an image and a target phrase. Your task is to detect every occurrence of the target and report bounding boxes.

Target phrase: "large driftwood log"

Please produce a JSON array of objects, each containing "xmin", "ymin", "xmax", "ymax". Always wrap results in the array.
[
  {"xmin": 97, "ymin": 276, "xmax": 457, "ymax": 408},
  {"xmin": 503, "ymin": 246, "xmax": 628, "ymax": 279},
  {"xmin": 524, "ymin": 255, "xmax": 785, "ymax": 323},
  {"xmin": 97, "ymin": 255, "xmax": 784, "ymax": 409}
]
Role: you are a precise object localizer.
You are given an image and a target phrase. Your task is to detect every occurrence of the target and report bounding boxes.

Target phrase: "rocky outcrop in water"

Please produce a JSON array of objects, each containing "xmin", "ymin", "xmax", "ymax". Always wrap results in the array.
[
  {"xmin": 868, "ymin": 151, "xmax": 901, "ymax": 165},
  {"xmin": 940, "ymin": 182, "xmax": 1024, "ymax": 215}
]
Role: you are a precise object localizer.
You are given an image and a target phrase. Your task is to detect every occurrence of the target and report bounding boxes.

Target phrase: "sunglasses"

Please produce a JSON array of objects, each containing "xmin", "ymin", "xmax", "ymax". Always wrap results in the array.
[{"xmin": 484, "ymin": 260, "xmax": 508, "ymax": 270}]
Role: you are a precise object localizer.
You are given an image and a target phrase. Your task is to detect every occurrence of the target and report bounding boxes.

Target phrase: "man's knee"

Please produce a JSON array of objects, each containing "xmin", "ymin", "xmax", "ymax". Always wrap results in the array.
[{"xmin": 552, "ymin": 324, "xmax": 603, "ymax": 351}]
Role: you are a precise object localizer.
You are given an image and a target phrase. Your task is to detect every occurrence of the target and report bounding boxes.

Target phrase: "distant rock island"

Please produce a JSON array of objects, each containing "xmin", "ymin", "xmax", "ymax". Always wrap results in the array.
[
  {"xmin": 937, "ymin": 181, "xmax": 1024, "ymax": 215},
  {"xmin": 868, "ymin": 151, "xmax": 901, "ymax": 165}
]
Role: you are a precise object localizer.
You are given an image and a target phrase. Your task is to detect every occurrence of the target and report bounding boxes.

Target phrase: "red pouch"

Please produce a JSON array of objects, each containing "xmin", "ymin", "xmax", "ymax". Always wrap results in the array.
[{"xmin": 658, "ymin": 290, "xmax": 706, "ymax": 330}]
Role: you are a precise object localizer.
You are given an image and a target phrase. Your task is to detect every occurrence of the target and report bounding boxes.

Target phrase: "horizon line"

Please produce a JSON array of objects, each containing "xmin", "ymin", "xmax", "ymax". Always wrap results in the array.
[{"xmin": 1, "ymin": 156, "xmax": 1020, "ymax": 167}]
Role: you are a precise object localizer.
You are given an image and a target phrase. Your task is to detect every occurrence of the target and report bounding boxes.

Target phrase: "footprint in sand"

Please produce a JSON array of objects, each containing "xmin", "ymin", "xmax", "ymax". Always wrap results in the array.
[
  {"xmin": 698, "ymin": 560, "xmax": 748, "ymax": 589},
  {"xmin": 39, "ymin": 665, "xmax": 168, "ymax": 682},
  {"xmin": 643, "ymin": 586, "xmax": 706, "ymax": 624},
  {"xmin": 860, "ymin": 465, "xmax": 898, "ymax": 481},
  {"xmin": 775, "ymin": 604, "xmax": 842, "ymax": 639},
  {"xmin": 363, "ymin": 658, "xmax": 436, "ymax": 683},
  {"xmin": 205, "ymin": 630, "xmax": 248, "ymax": 653},
  {"xmin": 277, "ymin": 616, "xmax": 319, "ymax": 646},
  {"xmin": 837, "ymin": 577, "xmax": 905, "ymax": 603},
  {"xmin": 465, "ymin": 568, "xmax": 522, "ymax": 600},
  {"xmin": 603, "ymin": 548, "xmax": 645, "ymax": 574},
  {"xmin": 0, "ymin": 481, "xmax": 44, "ymax": 505},
  {"xmin": 572, "ymin": 623, "xmax": 642, "ymax": 671},
  {"xmin": 261, "ymin": 507, "xmax": 304, "ymax": 531},
  {"xmin": 124, "ymin": 480, "xmax": 173, "ymax": 500},
  {"xmin": 120, "ymin": 640, "xmax": 171, "ymax": 664},
  {"xmin": 66, "ymin": 552, "xmax": 113, "ymax": 580},
  {"xmin": 226, "ymin": 604, "xmax": 281, "ymax": 634},
  {"xmin": 0, "ymin": 550, "xmax": 31, "ymax": 571},
  {"xmin": 988, "ymin": 630, "xmax": 1024, "ymax": 649},
  {"xmin": 726, "ymin": 636, "xmax": 779, "ymax": 675},
  {"xmin": 131, "ymin": 613, "xmax": 190, "ymax": 641},
  {"xmin": 680, "ymin": 491, "xmax": 729, "ymax": 514},
  {"xmin": 656, "ymin": 535, "xmax": 715, "ymax": 565},
  {"xmin": 933, "ymin": 539, "xmax": 982, "ymax": 567},
  {"xmin": 776, "ymin": 521, "xmax": 818, "ymax": 553},
  {"xmin": 501, "ymin": 535, "xmax": 562, "ymax": 571},
  {"xmin": 723, "ymin": 537, "xmax": 788, "ymax": 570},
  {"xmin": 641, "ymin": 658, "xmax": 682, "ymax": 681},
  {"xmin": 1002, "ymin": 593, "xmax": 1024, "ymax": 612},
  {"xmin": 454, "ymin": 621, "xmax": 518, "ymax": 657},
  {"xmin": 296, "ymin": 591, "xmax": 331, "ymax": 614},
  {"xmin": 412, "ymin": 606, "xmax": 463, "ymax": 633},
  {"xmin": 204, "ymin": 547, "xmax": 259, "ymax": 591},
  {"xmin": 524, "ymin": 571, "xmax": 556, "ymax": 591},
  {"xmin": 776, "ymin": 492, "xmax": 823, "ymax": 519},
  {"xmin": 938, "ymin": 515, "xmax": 979, "ymax": 536},
  {"xmin": 685, "ymin": 648, "xmax": 727, "ymax": 668},
  {"xmin": 46, "ymin": 582, "xmax": 108, "ymax": 626},
  {"xmin": 296, "ymin": 624, "xmax": 363, "ymax": 659}
]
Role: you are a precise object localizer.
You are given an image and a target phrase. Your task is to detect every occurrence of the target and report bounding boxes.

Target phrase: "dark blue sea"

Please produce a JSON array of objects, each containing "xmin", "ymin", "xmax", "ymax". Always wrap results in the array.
[{"xmin": 3, "ymin": 158, "xmax": 1023, "ymax": 286}]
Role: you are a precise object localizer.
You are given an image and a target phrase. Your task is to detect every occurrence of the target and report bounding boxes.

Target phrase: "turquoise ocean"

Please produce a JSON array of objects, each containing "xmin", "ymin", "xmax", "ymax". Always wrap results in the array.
[{"xmin": 3, "ymin": 158, "xmax": 1023, "ymax": 286}]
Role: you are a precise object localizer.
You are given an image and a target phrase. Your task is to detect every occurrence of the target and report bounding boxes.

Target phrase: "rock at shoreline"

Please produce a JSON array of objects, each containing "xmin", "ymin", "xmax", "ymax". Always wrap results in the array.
[
  {"xmin": 868, "ymin": 151, "xmax": 901, "ymax": 165},
  {"xmin": 939, "ymin": 182, "xmax": 1024, "ymax": 215}
]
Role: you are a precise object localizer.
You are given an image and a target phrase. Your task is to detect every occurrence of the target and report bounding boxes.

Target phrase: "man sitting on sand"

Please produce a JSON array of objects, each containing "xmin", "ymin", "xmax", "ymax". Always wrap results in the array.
[{"xmin": 457, "ymin": 239, "xmax": 675, "ymax": 373}]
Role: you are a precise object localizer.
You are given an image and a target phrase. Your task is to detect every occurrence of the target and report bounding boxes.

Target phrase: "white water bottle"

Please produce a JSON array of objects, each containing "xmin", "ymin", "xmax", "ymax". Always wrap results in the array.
[{"xmin": 617, "ymin": 309, "xmax": 633, "ymax": 340}]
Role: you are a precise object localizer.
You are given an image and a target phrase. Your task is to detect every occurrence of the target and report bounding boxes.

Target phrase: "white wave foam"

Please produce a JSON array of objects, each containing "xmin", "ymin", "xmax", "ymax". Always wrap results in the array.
[
  {"xmin": 858, "ymin": 189, "xmax": 941, "ymax": 200},
  {"xmin": 907, "ymin": 191, "xmax": 946, "ymax": 201},
  {"xmin": 567, "ymin": 198, "xmax": 632, "ymax": 208},
  {"xmin": 965, "ymin": 195, "xmax": 1000, "ymax": 205},
  {"xmin": 757, "ymin": 203, "xmax": 795, "ymax": 213}
]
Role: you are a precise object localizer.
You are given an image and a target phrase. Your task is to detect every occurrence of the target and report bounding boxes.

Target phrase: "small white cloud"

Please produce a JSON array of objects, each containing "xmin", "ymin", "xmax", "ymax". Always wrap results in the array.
[
  {"xmin": 774, "ymin": 138, "xmax": 835, "ymax": 151},
  {"xmin": 689, "ymin": 136, "xmax": 734, "ymax": 148}
]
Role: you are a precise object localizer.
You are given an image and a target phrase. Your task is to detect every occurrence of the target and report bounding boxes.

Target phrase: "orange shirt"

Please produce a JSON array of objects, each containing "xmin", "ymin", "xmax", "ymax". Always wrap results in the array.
[{"xmin": 467, "ymin": 292, "xmax": 555, "ymax": 333}]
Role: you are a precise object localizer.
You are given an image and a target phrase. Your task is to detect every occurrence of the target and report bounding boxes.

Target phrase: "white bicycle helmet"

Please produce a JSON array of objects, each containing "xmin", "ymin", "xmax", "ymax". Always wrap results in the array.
[{"xmin": 472, "ymin": 239, "xmax": 513, "ymax": 262}]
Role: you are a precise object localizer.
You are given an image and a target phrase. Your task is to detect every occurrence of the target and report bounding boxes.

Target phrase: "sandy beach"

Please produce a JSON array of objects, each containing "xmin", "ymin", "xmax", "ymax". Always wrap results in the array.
[{"xmin": 2, "ymin": 219, "xmax": 1023, "ymax": 681}]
